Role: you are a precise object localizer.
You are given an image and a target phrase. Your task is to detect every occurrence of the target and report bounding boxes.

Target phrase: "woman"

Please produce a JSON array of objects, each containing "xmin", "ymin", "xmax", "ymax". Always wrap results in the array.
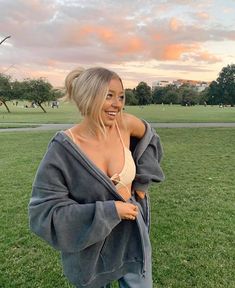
[{"xmin": 29, "ymin": 67, "xmax": 164, "ymax": 288}]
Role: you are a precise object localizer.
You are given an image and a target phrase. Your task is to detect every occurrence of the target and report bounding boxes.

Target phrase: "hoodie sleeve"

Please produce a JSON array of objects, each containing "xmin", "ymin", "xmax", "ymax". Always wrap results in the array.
[
  {"xmin": 132, "ymin": 123, "xmax": 165, "ymax": 193},
  {"xmin": 29, "ymin": 142, "xmax": 121, "ymax": 253}
]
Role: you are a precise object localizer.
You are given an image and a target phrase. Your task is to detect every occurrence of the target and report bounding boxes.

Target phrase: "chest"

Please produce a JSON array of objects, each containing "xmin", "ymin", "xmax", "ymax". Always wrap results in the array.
[{"xmin": 79, "ymin": 136, "xmax": 128, "ymax": 177}]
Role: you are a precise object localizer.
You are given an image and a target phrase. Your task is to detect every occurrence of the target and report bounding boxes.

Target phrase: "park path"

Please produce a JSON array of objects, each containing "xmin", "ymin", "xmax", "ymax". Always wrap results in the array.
[{"xmin": 0, "ymin": 122, "xmax": 235, "ymax": 132}]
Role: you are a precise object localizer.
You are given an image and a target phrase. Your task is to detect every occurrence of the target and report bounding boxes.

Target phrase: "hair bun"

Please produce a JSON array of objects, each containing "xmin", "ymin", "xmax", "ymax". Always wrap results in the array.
[{"xmin": 64, "ymin": 67, "xmax": 85, "ymax": 101}]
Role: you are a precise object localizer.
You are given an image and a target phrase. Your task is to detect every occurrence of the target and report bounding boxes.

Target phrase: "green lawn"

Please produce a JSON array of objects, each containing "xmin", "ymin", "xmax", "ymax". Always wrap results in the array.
[
  {"xmin": 0, "ymin": 102, "xmax": 234, "ymax": 123},
  {"xmin": 0, "ymin": 101, "xmax": 81, "ymax": 124},
  {"xmin": 0, "ymin": 128, "xmax": 234, "ymax": 287},
  {"xmin": 126, "ymin": 104, "xmax": 235, "ymax": 123}
]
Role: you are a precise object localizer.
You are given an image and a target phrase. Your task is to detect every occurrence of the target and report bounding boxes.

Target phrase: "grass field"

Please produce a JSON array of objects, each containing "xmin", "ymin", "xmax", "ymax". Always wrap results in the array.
[
  {"xmin": 0, "ymin": 102, "xmax": 235, "ymax": 124},
  {"xmin": 1, "ymin": 128, "xmax": 234, "ymax": 287}
]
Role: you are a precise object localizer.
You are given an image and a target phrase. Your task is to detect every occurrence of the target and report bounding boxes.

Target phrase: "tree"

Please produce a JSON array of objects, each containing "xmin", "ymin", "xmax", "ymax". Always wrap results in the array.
[
  {"xmin": 134, "ymin": 82, "xmax": 152, "ymax": 105},
  {"xmin": 22, "ymin": 78, "xmax": 57, "ymax": 112},
  {"xmin": 178, "ymin": 84, "xmax": 199, "ymax": 106},
  {"xmin": 164, "ymin": 89, "xmax": 178, "ymax": 104},
  {"xmin": 0, "ymin": 35, "xmax": 11, "ymax": 45},
  {"xmin": 0, "ymin": 74, "xmax": 13, "ymax": 112},
  {"xmin": 198, "ymin": 87, "xmax": 210, "ymax": 105},
  {"xmin": 152, "ymin": 87, "xmax": 165, "ymax": 104},
  {"xmin": 11, "ymin": 80, "xmax": 26, "ymax": 101},
  {"xmin": 216, "ymin": 64, "xmax": 235, "ymax": 106},
  {"xmin": 153, "ymin": 85, "xmax": 180, "ymax": 104},
  {"xmin": 207, "ymin": 81, "xmax": 220, "ymax": 105},
  {"xmin": 125, "ymin": 88, "xmax": 138, "ymax": 105}
]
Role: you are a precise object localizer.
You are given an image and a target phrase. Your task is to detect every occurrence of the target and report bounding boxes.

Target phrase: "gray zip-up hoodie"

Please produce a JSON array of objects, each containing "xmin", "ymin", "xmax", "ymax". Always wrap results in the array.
[{"xmin": 29, "ymin": 120, "xmax": 164, "ymax": 288}]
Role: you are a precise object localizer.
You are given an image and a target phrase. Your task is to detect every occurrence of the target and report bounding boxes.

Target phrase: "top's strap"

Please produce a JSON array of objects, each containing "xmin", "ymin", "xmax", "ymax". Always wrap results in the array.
[
  {"xmin": 67, "ymin": 129, "xmax": 76, "ymax": 143},
  {"xmin": 115, "ymin": 120, "xmax": 125, "ymax": 148}
]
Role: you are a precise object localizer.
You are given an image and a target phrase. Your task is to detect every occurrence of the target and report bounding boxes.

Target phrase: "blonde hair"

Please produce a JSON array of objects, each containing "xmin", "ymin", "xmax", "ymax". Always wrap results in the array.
[{"xmin": 64, "ymin": 66, "xmax": 124, "ymax": 136}]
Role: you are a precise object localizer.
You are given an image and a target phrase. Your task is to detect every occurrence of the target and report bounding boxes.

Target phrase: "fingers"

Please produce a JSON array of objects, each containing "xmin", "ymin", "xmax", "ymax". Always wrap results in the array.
[
  {"xmin": 130, "ymin": 203, "xmax": 138, "ymax": 212},
  {"xmin": 123, "ymin": 215, "xmax": 136, "ymax": 220},
  {"xmin": 127, "ymin": 203, "xmax": 138, "ymax": 214},
  {"xmin": 115, "ymin": 201, "xmax": 139, "ymax": 221},
  {"xmin": 136, "ymin": 190, "xmax": 145, "ymax": 199}
]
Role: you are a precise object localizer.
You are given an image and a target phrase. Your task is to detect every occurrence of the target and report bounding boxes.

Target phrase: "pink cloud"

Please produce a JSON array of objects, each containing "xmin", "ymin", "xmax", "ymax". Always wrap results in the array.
[
  {"xmin": 119, "ymin": 37, "xmax": 146, "ymax": 55},
  {"xmin": 169, "ymin": 18, "xmax": 184, "ymax": 31},
  {"xmin": 162, "ymin": 44, "xmax": 198, "ymax": 60},
  {"xmin": 45, "ymin": 59, "xmax": 58, "ymax": 67},
  {"xmin": 192, "ymin": 51, "xmax": 222, "ymax": 63},
  {"xmin": 0, "ymin": 0, "xmax": 56, "ymax": 23},
  {"xmin": 196, "ymin": 12, "xmax": 210, "ymax": 20},
  {"xmin": 97, "ymin": 27, "xmax": 116, "ymax": 43},
  {"xmin": 152, "ymin": 33, "xmax": 163, "ymax": 41}
]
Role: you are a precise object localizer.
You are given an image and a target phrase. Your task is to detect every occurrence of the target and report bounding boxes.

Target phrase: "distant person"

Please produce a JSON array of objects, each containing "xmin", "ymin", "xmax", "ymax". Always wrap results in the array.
[
  {"xmin": 51, "ymin": 100, "xmax": 59, "ymax": 108},
  {"xmin": 31, "ymin": 101, "xmax": 37, "ymax": 108},
  {"xmin": 29, "ymin": 66, "xmax": 164, "ymax": 288}
]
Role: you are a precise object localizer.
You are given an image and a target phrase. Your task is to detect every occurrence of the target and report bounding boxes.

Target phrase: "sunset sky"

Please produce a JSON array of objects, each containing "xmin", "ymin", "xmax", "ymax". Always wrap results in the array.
[{"xmin": 1, "ymin": 0, "xmax": 235, "ymax": 88}]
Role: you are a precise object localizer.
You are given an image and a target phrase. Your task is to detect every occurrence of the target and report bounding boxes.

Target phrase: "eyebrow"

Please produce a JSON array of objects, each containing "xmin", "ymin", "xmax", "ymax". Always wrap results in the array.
[{"xmin": 108, "ymin": 89, "xmax": 124, "ymax": 94}]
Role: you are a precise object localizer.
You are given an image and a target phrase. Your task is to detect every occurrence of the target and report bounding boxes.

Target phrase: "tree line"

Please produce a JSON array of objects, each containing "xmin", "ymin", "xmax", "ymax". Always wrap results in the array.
[
  {"xmin": 0, "ymin": 64, "xmax": 234, "ymax": 113},
  {"xmin": 125, "ymin": 64, "xmax": 235, "ymax": 107},
  {"xmin": 0, "ymin": 75, "xmax": 63, "ymax": 112}
]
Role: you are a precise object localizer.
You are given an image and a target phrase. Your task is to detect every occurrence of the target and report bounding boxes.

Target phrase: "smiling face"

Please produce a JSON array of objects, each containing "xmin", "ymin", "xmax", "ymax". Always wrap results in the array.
[{"xmin": 101, "ymin": 77, "xmax": 125, "ymax": 127}]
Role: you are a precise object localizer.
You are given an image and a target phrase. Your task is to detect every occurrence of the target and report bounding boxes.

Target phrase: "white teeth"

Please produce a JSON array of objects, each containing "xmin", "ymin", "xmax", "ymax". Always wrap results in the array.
[{"xmin": 107, "ymin": 112, "xmax": 116, "ymax": 116}]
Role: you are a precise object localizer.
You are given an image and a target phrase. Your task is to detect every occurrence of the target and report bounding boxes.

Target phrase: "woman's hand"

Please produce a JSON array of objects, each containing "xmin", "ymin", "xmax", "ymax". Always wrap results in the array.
[{"xmin": 115, "ymin": 201, "xmax": 138, "ymax": 220}]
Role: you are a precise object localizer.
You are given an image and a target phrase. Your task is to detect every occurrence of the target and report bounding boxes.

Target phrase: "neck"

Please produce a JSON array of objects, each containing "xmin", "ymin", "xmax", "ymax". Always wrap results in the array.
[{"xmin": 79, "ymin": 118, "xmax": 115, "ymax": 140}]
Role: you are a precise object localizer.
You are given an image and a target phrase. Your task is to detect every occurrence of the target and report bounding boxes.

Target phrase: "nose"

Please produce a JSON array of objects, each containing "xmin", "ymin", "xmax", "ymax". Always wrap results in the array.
[{"xmin": 111, "ymin": 97, "xmax": 122, "ymax": 108}]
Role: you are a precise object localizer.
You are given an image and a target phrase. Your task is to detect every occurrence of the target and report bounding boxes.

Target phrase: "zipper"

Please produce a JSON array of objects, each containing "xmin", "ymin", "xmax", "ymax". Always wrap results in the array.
[
  {"xmin": 136, "ymin": 213, "xmax": 147, "ymax": 277},
  {"xmin": 130, "ymin": 197, "xmax": 147, "ymax": 277}
]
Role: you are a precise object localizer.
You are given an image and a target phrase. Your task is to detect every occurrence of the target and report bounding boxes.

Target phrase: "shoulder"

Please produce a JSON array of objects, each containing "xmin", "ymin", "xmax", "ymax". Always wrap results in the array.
[{"xmin": 122, "ymin": 112, "xmax": 146, "ymax": 139}]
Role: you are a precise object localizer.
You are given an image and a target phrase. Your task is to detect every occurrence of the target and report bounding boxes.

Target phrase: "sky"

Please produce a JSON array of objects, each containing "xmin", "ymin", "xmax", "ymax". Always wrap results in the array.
[{"xmin": 0, "ymin": 0, "xmax": 235, "ymax": 88}]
